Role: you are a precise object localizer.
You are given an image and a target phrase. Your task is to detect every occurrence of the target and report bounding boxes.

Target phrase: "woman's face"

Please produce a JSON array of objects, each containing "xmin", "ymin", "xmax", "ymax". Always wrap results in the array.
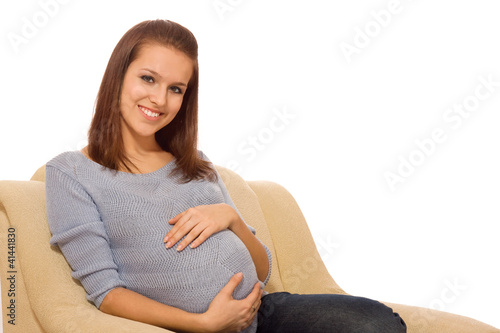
[{"xmin": 119, "ymin": 43, "xmax": 193, "ymax": 147}]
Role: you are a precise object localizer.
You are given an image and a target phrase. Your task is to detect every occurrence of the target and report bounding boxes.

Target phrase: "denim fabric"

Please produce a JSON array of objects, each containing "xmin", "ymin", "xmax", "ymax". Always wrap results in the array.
[{"xmin": 257, "ymin": 292, "xmax": 407, "ymax": 333}]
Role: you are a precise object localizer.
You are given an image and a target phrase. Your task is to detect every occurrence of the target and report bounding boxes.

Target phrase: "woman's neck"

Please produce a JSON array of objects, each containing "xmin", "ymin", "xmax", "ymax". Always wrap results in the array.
[
  {"xmin": 81, "ymin": 137, "xmax": 174, "ymax": 174},
  {"xmin": 121, "ymin": 135, "xmax": 173, "ymax": 174},
  {"xmin": 124, "ymin": 150, "xmax": 174, "ymax": 174}
]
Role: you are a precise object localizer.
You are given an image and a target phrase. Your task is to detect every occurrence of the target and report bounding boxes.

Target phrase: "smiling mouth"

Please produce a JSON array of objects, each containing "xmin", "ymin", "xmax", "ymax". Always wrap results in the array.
[{"xmin": 139, "ymin": 105, "xmax": 162, "ymax": 118}]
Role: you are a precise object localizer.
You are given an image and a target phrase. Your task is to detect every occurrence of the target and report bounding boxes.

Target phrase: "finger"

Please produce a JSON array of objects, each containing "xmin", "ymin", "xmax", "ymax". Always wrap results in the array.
[
  {"xmin": 249, "ymin": 305, "xmax": 258, "ymax": 322},
  {"xmin": 164, "ymin": 224, "xmax": 183, "ymax": 248},
  {"xmin": 252, "ymin": 294, "xmax": 262, "ymax": 310},
  {"xmin": 245, "ymin": 282, "xmax": 262, "ymax": 304},
  {"xmin": 189, "ymin": 226, "xmax": 214, "ymax": 249},
  {"xmin": 164, "ymin": 212, "xmax": 186, "ymax": 243},
  {"xmin": 165, "ymin": 213, "xmax": 200, "ymax": 248},
  {"xmin": 164, "ymin": 208, "xmax": 200, "ymax": 248},
  {"xmin": 176, "ymin": 223, "xmax": 207, "ymax": 251},
  {"xmin": 168, "ymin": 211, "xmax": 184, "ymax": 224},
  {"xmin": 236, "ymin": 285, "xmax": 261, "ymax": 331},
  {"xmin": 252, "ymin": 298, "xmax": 261, "ymax": 314},
  {"xmin": 221, "ymin": 273, "xmax": 243, "ymax": 296},
  {"xmin": 249, "ymin": 297, "xmax": 261, "ymax": 321},
  {"xmin": 243, "ymin": 305, "xmax": 259, "ymax": 331}
]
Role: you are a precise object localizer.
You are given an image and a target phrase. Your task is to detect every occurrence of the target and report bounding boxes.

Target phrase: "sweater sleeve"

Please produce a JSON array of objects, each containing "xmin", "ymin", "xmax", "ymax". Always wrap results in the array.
[{"xmin": 45, "ymin": 164, "xmax": 126, "ymax": 308}]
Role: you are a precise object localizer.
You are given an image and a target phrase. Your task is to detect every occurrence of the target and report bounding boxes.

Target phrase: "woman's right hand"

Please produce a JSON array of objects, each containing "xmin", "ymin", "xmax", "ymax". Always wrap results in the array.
[{"xmin": 202, "ymin": 273, "xmax": 263, "ymax": 333}]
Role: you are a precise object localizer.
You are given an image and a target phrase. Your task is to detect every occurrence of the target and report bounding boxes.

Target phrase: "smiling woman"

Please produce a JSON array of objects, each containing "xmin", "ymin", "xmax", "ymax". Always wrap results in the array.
[
  {"xmin": 118, "ymin": 44, "xmax": 193, "ymax": 173},
  {"xmin": 87, "ymin": 20, "xmax": 212, "ymax": 180},
  {"xmin": 46, "ymin": 20, "xmax": 268, "ymax": 333},
  {"xmin": 44, "ymin": 19, "xmax": 407, "ymax": 333}
]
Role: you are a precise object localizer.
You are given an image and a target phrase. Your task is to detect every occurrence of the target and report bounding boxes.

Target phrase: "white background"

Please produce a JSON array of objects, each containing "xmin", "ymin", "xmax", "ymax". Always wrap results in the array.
[{"xmin": 1, "ymin": 0, "xmax": 499, "ymax": 331}]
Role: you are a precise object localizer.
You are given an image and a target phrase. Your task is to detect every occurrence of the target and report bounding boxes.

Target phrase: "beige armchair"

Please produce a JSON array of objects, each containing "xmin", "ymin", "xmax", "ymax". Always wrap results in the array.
[{"xmin": 1, "ymin": 165, "xmax": 498, "ymax": 332}]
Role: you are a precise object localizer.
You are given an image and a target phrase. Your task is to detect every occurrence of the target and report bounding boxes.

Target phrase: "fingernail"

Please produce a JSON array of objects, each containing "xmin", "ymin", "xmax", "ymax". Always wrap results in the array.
[{"xmin": 165, "ymin": 241, "xmax": 172, "ymax": 248}]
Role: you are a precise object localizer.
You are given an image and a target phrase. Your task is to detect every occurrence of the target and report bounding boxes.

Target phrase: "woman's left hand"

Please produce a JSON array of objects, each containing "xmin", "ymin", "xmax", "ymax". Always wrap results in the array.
[{"xmin": 164, "ymin": 203, "xmax": 238, "ymax": 251}]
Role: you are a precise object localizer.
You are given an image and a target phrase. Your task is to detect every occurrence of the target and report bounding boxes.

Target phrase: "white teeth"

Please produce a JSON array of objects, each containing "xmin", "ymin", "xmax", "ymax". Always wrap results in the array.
[{"xmin": 139, "ymin": 106, "xmax": 160, "ymax": 118}]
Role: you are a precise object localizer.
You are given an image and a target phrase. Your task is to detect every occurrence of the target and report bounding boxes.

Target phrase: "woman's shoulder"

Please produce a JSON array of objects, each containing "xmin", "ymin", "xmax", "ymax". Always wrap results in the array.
[
  {"xmin": 197, "ymin": 150, "xmax": 211, "ymax": 162},
  {"xmin": 46, "ymin": 150, "xmax": 91, "ymax": 173}
]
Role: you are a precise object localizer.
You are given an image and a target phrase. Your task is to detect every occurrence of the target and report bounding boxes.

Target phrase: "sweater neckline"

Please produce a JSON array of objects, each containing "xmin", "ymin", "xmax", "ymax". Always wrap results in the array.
[{"xmin": 76, "ymin": 150, "xmax": 176, "ymax": 178}]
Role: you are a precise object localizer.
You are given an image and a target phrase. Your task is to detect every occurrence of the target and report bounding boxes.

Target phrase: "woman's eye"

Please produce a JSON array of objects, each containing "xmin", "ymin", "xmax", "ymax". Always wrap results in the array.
[
  {"xmin": 170, "ymin": 86, "xmax": 183, "ymax": 94},
  {"xmin": 141, "ymin": 75, "xmax": 154, "ymax": 83}
]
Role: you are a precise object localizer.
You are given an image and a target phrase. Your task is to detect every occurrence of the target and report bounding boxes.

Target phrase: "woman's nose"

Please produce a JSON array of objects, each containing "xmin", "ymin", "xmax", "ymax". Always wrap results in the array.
[{"xmin": 150, "ymin": 88, "xmax": 167, "ymax": 107}]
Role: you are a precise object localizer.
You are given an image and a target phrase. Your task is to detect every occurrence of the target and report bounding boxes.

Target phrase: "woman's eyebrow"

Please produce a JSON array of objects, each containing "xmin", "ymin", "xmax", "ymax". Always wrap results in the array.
[{"xmin": 140, "ymin": 68, "xmax": 162, "ymax": 78}]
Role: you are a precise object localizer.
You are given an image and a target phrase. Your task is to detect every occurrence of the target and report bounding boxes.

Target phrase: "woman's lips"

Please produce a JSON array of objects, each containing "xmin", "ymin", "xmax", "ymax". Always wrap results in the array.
[{"xmin": 138, "ymin": 105, "xmax": 162, "ymax": 120}]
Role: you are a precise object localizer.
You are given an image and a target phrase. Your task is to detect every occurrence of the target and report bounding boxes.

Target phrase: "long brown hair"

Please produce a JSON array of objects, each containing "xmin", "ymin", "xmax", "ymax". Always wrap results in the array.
[{"xmin": 88, "ymin": 19, "xmax": 216, "ymax": 182}]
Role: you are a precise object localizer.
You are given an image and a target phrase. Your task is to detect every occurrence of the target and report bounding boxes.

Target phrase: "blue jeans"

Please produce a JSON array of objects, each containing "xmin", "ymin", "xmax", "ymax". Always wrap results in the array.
[{"xmin": 257, "ymin": 292, "xmax": 407, "ymax": 333}]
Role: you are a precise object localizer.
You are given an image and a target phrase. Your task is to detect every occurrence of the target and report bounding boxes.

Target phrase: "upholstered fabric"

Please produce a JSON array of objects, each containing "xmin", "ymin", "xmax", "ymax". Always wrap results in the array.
[{"xmin": 1, "ymin": 165, "xmax": 498, "ymax": 332}]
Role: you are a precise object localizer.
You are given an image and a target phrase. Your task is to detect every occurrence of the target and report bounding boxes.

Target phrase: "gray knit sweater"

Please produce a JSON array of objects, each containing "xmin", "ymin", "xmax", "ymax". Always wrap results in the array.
[{"xmin": 46, "ymin": 151, "xmax": 271, "ymax": 332}]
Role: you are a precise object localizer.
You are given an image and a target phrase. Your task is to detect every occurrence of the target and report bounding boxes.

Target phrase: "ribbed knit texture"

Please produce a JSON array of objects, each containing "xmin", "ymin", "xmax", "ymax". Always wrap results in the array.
[{"xmin": 45, "ymin": 151, "xmax": 271, "ymax": 333}]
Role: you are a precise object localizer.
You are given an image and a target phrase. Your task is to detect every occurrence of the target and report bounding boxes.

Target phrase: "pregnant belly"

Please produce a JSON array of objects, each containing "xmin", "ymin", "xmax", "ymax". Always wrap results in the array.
[{"xmin": 115, "ymin": 229, "xmax": 259, "ymax": 313}]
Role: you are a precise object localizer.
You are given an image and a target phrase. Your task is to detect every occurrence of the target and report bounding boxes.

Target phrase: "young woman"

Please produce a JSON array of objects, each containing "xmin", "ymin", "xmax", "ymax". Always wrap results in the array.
[{"xmin": 46, "ymin": 19, "xmax": 407, "ymax": 332}]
